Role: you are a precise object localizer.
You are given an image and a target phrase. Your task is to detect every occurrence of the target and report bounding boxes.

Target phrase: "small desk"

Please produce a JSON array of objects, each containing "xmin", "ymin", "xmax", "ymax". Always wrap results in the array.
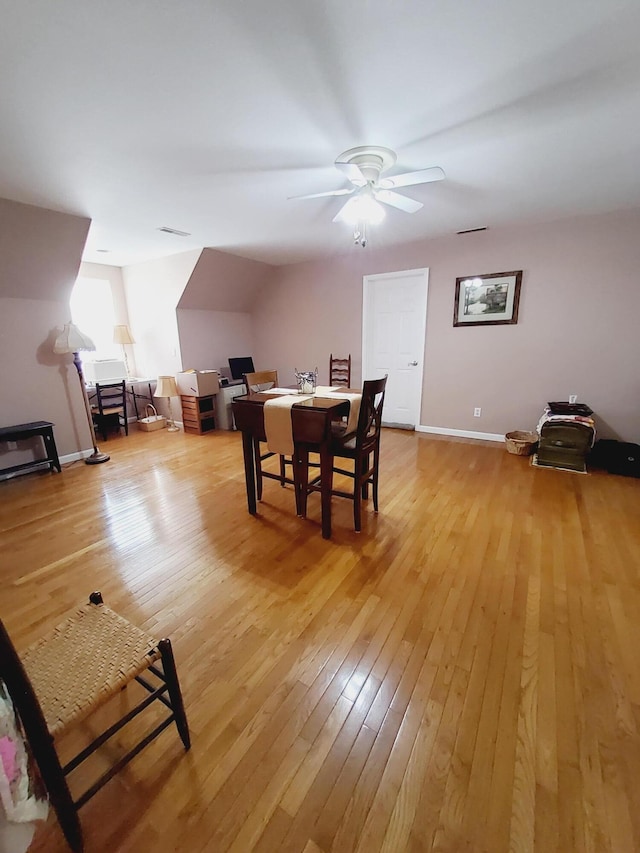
[
  {"xmin": 0, "ymin": 421, "xmax": 61, "ymax": 478},
  {"xmin": 232, "ymin": 392, "xmax": 350, "ymax": 539}
]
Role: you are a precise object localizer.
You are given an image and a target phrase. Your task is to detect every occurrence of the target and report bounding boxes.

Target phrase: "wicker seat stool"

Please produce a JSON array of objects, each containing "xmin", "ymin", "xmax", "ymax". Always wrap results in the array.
[{"xmin": 0, "ymin": 592, "xmax": 190, "ymax": 852}]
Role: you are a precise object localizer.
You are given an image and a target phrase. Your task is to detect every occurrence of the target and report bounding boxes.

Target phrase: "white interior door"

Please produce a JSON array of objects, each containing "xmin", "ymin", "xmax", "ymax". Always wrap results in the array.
[{"xmin": 362, "ymin": 268, "xmax": 429, "ymax": 428}]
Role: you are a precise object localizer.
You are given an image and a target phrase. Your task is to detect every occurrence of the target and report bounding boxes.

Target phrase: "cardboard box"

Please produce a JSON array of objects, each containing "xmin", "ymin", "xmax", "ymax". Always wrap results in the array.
[{"xmin": 176, "ymin": 370, "xmax": 220, "ymax": 397}]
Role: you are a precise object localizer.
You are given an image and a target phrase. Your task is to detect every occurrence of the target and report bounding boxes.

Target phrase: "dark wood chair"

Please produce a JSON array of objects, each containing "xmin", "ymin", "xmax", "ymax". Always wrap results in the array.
[
  {"xmin": 329, "ymin": 354, "xmax": 351, "ymax": 387},
  {"xmin": 243, "ymin": 370, "xmax": 294, "ymax": 499},
  {"xmin": 91, "ymin": 380, "xmax": 128, "ymax": 441},
  {"xmin": 305, "ymin": 375, "xmax": 387, "ymax": 531},
  {"xmin": 0, "ymin": 592, "xmax": 190, "ymax": 852}
]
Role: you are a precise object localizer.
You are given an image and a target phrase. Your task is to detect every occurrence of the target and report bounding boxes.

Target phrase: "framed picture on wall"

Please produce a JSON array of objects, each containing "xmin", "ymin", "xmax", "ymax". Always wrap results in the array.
[{"xmin": 453, "ymin": 270, "xmax": 523, "ymax": 327}]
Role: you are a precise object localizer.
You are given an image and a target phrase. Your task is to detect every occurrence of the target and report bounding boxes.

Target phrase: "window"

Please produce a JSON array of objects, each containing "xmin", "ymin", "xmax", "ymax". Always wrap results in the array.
[{"xmin": 70, "ymin": 277, "xmax": 119, "ymax": 361}]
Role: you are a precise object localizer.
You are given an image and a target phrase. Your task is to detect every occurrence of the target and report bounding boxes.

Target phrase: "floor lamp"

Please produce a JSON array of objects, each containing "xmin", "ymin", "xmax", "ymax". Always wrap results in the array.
[
  {"xmin": 154, "ymin": 376, "xmax": 180, "ymax": 432},
  {"xmin": 53, "ymin": 323, "xmax": 110, "ymax": 464}
]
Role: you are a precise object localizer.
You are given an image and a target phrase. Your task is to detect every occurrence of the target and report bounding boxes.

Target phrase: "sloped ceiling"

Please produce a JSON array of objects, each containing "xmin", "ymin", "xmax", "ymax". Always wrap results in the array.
[
  {"xmin": 0, "ymin": 198, "xmax": 90, "ymax": 300},
  {"xmin": 178, "ymin": 248, "xmax": 274, "ymax": 312}
]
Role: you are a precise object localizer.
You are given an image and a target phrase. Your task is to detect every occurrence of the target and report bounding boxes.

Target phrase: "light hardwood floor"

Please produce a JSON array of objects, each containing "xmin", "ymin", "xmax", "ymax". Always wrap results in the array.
[{"xmin": 1, "ymin": 426, "xmax": 639, "ymax": 852}]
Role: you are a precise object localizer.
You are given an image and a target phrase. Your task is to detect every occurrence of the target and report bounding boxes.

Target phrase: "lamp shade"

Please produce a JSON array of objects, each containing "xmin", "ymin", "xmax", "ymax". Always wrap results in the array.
[
  {"xmin": 155, "ymin": 375, "xmax": 179, "ymax": 398},
  {"xmin": 53, "ymin": 323, "xmax": 96, "ymax": 354},
  {"xmin": 113, "ymin": 324, "xmax": 135, "ymax": 345}
]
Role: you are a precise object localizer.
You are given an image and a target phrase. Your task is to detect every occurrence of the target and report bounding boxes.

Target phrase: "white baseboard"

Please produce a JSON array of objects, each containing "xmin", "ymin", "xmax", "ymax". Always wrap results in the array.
[{"xmin": 416, "ymin": 424, "xmax": 505, "ymax": 443}]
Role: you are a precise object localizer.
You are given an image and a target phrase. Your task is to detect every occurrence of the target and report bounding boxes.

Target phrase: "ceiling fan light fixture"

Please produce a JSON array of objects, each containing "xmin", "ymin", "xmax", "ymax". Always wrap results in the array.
[{"xmin": 338, "ymin": 192, "xmax": 385, "ymax": 226}]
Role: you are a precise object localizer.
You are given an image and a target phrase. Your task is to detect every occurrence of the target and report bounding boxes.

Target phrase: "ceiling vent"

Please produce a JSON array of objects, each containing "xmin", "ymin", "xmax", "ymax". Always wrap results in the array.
[
  {"xmin": 157, "ymin": 226, "xmax": 191, "ymax": 237},
  {"xmin": 457, "ymin": 227, "xmax": 487, "ymax": 235}
]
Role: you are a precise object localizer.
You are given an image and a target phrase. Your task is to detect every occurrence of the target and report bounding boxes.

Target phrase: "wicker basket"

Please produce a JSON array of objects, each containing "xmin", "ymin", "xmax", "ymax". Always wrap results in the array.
[
  {"xmin": 505, "ymin": 430, "xmax": 538, "ymax": 456},
  {"xmin": 137, "ymin": 404, "xmax": 166, "ymax": 432}
]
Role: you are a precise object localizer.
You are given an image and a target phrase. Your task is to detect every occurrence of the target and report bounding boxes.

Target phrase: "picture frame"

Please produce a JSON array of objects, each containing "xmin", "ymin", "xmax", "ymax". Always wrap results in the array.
[{"xmin": 453, "ymin": 270, "xmax": 522, "ymax": 327}]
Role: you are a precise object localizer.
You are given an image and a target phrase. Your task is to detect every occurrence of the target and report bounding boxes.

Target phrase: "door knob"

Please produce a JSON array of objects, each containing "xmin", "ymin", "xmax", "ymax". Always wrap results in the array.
[{"xmin": 408, "ymin": 360, "xmax": 418, "ymax": 366}]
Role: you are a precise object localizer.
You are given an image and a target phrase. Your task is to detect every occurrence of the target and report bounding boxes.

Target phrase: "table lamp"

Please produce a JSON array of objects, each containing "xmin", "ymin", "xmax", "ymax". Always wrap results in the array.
[
  {"xmin": 113, "ymin": 324, "xmax": 135, "ymax": 377},
  {"xmin": 154, "ymin": 376, "xmax": 180, "ymax": 432},
  {"xmin": 53, "ymin": 323, "xmax": 110, "ymax": 464}
]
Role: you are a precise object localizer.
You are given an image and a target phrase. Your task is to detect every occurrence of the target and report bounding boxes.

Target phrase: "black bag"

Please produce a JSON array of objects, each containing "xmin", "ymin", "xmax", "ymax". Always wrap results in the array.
[{"xmin": 590, "ymin": 439, "xmax": 640, "ymax": 477}]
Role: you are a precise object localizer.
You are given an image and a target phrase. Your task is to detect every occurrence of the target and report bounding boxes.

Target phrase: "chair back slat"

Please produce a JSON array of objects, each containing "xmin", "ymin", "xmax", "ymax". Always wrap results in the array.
[
  {"xmin": 354, "ymin": 376, "xmax": 387, "ymax": 450},
  {"xmin": 329, "ymin": 354, "xmax": 351, "ymax": 387},
  {"xmin": 94, "ymin": 380, "xmax": 126, "ymax": 416}
]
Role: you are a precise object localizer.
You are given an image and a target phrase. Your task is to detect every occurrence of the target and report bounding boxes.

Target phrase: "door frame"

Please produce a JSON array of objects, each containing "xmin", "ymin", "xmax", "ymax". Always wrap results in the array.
[{"xmin": 362, "ymin": 267, "xmax": 429, "ymax": 428}]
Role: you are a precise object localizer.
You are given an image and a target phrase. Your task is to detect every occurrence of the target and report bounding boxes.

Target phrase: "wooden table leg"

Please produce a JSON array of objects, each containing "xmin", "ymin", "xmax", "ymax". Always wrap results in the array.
[
  {"xmin": 319, "ymin": 444, "xmax": 334, "ymax": 539},
  {"xmin": 241, "ymin": 429, "xmax": 257, "ymax": 515},
  {"xmin": 293, "ymin": 445, "xmax": 309, "ymax": 517}
]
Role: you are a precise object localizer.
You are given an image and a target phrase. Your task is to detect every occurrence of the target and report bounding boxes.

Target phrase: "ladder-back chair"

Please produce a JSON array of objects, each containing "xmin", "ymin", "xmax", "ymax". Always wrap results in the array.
[
  {"xmin": 0, "ymin": 592, "xmax": 190, "ymax": 852},
  {"xmin": 91, "ymin": 380, "xmax": 128, "ymax": 441},
  {"xmin": 329, "ymin": 354, "xmax": 351, "ymax": 387}
]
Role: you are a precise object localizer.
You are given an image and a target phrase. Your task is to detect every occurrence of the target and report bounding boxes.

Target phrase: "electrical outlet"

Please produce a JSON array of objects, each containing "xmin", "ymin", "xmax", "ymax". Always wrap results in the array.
[
  {"xmin": 474, "ymin": 407, "xmax": 481, "ymax": 417},
  {"xmin": 569, "ymin": 395, "xmax": 577, "ymax": 404}
]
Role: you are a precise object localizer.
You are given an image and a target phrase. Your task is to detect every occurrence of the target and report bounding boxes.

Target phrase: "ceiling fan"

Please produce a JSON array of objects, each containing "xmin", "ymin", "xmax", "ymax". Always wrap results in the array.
[{"xmin": 290, "ymin": 145, "xmax": 445, "ymax": 246}]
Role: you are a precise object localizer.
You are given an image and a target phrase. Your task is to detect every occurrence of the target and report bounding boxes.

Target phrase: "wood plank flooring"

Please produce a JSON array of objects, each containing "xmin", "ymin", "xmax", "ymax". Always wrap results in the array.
[{"xmin": 1, "ymin": 426, "xmax": 639, "ymax": 852}]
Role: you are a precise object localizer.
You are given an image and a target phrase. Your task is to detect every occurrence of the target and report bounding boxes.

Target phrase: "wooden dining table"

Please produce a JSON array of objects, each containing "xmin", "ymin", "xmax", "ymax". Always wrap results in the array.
[{"xmin": 232, "ymin": 391, "xmax": 351, "ymax": 539}]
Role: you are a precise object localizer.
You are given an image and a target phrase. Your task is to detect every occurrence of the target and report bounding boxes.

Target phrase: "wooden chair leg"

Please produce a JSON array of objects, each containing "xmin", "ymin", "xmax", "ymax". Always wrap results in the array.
[
  {"xmin": 41, "ymin": 747, "xmax": 84, "ymax": 853},
  {"xmin": 158, "ymin": 638, "xmax": 191, "ymax": 750},
  {"xmin": 253, "ymin": 439, "xmax": 263, "ymax": 500},
  {"xmin": 361, "ymin": 451, "xmax": 370, "ymax": 500},
  {"xmin": 279, "ymin": 455, "xmax": 286, "ymax": 487},
  {"xmin": 97, "ymin": 418, "xmax": 107, "ymax": 442},
  {"xmin": 372, "ymin": 445, "xmax": 380, "ymax": 511},
  {"xmin": 353, "ymin": 458, "xmax": 363, "ymax": 532}
]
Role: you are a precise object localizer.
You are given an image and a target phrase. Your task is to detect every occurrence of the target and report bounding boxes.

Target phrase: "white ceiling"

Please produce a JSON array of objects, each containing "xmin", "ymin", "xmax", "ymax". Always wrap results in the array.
[{"xmin": 2, "ymin": 0, "xmax": 640, "ymax": 268}]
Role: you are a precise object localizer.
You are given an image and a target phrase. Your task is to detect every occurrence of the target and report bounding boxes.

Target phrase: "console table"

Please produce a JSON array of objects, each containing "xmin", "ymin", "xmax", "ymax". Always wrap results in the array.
[{"xmin": 0, "ymin": 421, "xmax": 61, "ymax": 479}]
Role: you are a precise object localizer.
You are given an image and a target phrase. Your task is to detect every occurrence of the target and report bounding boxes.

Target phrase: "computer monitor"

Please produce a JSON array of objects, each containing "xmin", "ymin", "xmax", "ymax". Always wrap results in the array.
[{"xmin": 228, "ymin": 356, "xmax": 255, "ymax": 381}]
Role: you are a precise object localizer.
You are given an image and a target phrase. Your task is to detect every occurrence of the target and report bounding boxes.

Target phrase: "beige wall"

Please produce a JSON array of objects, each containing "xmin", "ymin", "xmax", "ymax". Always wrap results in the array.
[
  {"xmin": 178, "ymin": 247, "xmax": 274, "ymax": 311},
  {"xmin": 253, "ymin": 209, "xmax": 640, "ymax": 441}
]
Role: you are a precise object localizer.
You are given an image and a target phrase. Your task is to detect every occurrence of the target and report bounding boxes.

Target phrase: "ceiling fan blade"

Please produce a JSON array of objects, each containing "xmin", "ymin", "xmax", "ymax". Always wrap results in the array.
[
  {"xmin": 374, "ymin": 190, "xmax": 423, "ymax": 213},
  {"xmin": 334, "ymin": 161, "xmax": 366, "ymax": 184},
  {"xmin": 379, "ymin": 166, "xmax": 445, "ymax": 189},
  {"xmin": 288, "ymin": 188, "xmax": 354, "ymax": 200}
]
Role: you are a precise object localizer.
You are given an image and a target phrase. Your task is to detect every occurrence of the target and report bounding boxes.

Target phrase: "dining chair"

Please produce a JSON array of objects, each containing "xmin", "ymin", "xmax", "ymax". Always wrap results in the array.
[
  {"xmin": 329, "ymin": 354, "xmax": 351, "ymax": 387},
  {"xmin": 91, "ymin": 380, "xmax": 128, "ymax": 441},
  {"xmin": 243, "ymin": 370, "xmax": 293, "ymax": 498},
  {"xmin": 306, "ymin": 375, "xmax": 387, "ymax": 531},
  {"xmin": 0, "ymin": 592, "xmax": 190, "ymax": 853}
]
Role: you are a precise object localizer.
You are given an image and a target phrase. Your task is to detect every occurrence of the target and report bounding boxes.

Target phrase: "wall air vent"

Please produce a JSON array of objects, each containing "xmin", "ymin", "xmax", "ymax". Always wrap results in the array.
[
  {"xmin": 157, "ymin": 226, "xmax": 191, "ymax": 237},
  {"xmin": 457, "ymin": 227, "xmax": 487, "ymax": 235}
]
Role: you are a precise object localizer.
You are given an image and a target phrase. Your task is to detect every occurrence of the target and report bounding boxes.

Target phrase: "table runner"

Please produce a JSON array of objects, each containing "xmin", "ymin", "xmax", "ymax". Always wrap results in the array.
[
  {"xmin": 262, "ymin": 387, "xmax": 362, "ymax": 455},
  {"xmin": 263, "ymin": 394, "xmax": 312, "ymax": 454}
]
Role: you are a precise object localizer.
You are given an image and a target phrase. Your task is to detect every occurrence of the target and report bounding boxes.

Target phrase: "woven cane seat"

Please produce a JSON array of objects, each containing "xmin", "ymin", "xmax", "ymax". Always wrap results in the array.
[{"xmin": 21, "ymin": 602, "xmax": 160, "ymax": 736}]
